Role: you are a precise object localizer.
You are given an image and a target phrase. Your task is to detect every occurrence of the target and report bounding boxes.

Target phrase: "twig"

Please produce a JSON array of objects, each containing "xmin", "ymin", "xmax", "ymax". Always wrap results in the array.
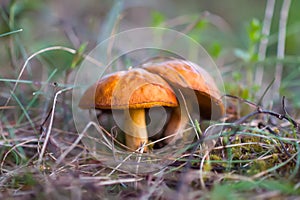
[
  {"xmin": 234, "ymin": 108, "xmax": 299, "ymax": 130},
  {"xmin": 39, "ymin": 107, "xmax": 53, "ymax": 133},
  {"xmin": 258, "ymin": 122, "xmax": 293, "ymax": 159},
  {"xmin": 37, "ymin": 87, "xmax": 73, "ymax": 168},
  {"xmin": 95, "ymin": 178, "xmax": 143, "ymax": 186},
  {"xmin": 39, "ymin": 82, "xmax": 59, "ymax": 132},
  {"xmin": 223, "ymin": 94, "xmax": 260, "ymax": 109},
  {"xmin": 0, "ymin": 106, "xmax": 16, "ymax": 110},
  {"xmin": 199, "ymin": 150, "xmax": 209, "ymax": 190},
  {"xmin": 225, "ymin": 94, "xmax": 299, "ymax": 129},
  {"xmin": 257, "ymin": 78, "xmax": 275, "ymax": 106},
  {"xmin": 281, "ymin": 96, "xmax": 293, "ymax": 122}
]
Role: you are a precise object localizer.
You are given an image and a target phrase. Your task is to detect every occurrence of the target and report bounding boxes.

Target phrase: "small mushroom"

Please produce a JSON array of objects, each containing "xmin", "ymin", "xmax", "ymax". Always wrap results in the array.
[
  {"xmin": 79, "ymin": 68, "xmax": 178, "ymax": 152},
  {"xmin": 142, "ymin": 58, "xmax": 225, "ymax": 144}
]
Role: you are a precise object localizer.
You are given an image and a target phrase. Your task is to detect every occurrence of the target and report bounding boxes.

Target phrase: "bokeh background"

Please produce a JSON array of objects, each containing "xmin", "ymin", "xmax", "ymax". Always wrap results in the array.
[{"xmin": 1, "ymin": 0, "xmax": 300, "ymax": 116}]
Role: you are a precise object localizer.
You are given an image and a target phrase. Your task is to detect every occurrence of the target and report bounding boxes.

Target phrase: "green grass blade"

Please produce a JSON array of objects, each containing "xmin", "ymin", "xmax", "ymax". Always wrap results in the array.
[{"xmin": 0, "ymin": 29, "xmax": 23, "ymax": 37}]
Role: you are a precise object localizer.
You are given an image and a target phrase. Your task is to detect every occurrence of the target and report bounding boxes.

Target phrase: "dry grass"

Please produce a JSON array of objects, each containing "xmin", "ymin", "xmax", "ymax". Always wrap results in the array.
[{"xmin": 1, "ymin": 58, "xmax": 300, "ymax": 199}]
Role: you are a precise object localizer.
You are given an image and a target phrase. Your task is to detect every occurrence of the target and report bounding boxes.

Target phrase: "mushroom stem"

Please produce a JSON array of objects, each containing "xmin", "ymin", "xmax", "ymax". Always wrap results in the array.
[
  {"xmin": 124, "ymin": 108, "xmax": 148, "ymax": 151},
  {"xmin": 163, "ymin": 106, "xmax": 189, "ymax": 144}
]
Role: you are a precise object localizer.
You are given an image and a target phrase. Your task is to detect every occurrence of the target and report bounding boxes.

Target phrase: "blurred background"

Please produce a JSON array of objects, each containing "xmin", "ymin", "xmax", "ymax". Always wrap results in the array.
[{"xmin": 1, "ymin": 0, "xmax": 300, "ymax": 113}]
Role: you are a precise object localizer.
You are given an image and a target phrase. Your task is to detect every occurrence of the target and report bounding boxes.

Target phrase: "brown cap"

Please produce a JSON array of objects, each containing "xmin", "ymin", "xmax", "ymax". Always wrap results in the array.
[
  {"xmin": 142, "ymin": 59, "xmax": 225, "ymax": 119},
  {"xmin": 79, "ymin": 68, "xmax": 178, "ymax": 109}
]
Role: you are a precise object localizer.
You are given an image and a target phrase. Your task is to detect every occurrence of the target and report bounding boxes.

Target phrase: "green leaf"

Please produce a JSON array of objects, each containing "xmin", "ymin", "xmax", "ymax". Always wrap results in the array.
[
  {"xmin": 151, "ymin": 11, "xmax": 165, "ymax": 27},
  {"xmin": 195, "ymin": 19, "xmax": 208, "ymax": 30},
  {"xmin": 241, "ymin": 88, "xmax": 250, "ymax": 99},
  {"xmin": 250, "ymin": 53, "xmax": 259, "ymax": 62},
  {"xmin": 0, "ymin": 29, "xmax": 23, "ymax": 37},
  {"xmin": 71, "ymin": 42, "xmax": 88, "ymax": 69},
  {"xmin": 247, "ymin": 18, "xmax": 262, "ymax": 43},
  {"xmin": 232, "ymin": 71, "xmax": 242, "ymax": 82},
  {"xmin": 209, "ymin": 42, "xmax": 222, "ymax": 58}
]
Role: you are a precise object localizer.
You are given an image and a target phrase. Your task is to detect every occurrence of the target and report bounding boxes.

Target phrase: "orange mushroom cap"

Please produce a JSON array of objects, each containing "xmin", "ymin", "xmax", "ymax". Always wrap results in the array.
[
  {"xmin": 79, "ymin": 68, "xmax": 178, "ymax": 110},
  {"xmin": 142, "ymin": 59, "xmax": 225, "ymax": 120}
]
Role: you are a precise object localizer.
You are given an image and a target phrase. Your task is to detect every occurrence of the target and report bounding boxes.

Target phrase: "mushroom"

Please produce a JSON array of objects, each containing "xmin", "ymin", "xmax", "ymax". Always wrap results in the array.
[
  {"xmin": 142, "ymin": 58, "xmax": 225, "ymax": 144},
  {"xmin": 79, "ymin": 68, "xmax": 178, "ymax": 152}
]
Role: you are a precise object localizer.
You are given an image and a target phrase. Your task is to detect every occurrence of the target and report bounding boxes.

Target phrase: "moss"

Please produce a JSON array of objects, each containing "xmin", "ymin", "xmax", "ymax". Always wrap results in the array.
[
  {"xmin": 210, "ymin": 154, "xmax": 222, "ymax": 161},
  {"xmin": 246, "ymin": 160, "xmax": 268, "ymax": 175}
]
